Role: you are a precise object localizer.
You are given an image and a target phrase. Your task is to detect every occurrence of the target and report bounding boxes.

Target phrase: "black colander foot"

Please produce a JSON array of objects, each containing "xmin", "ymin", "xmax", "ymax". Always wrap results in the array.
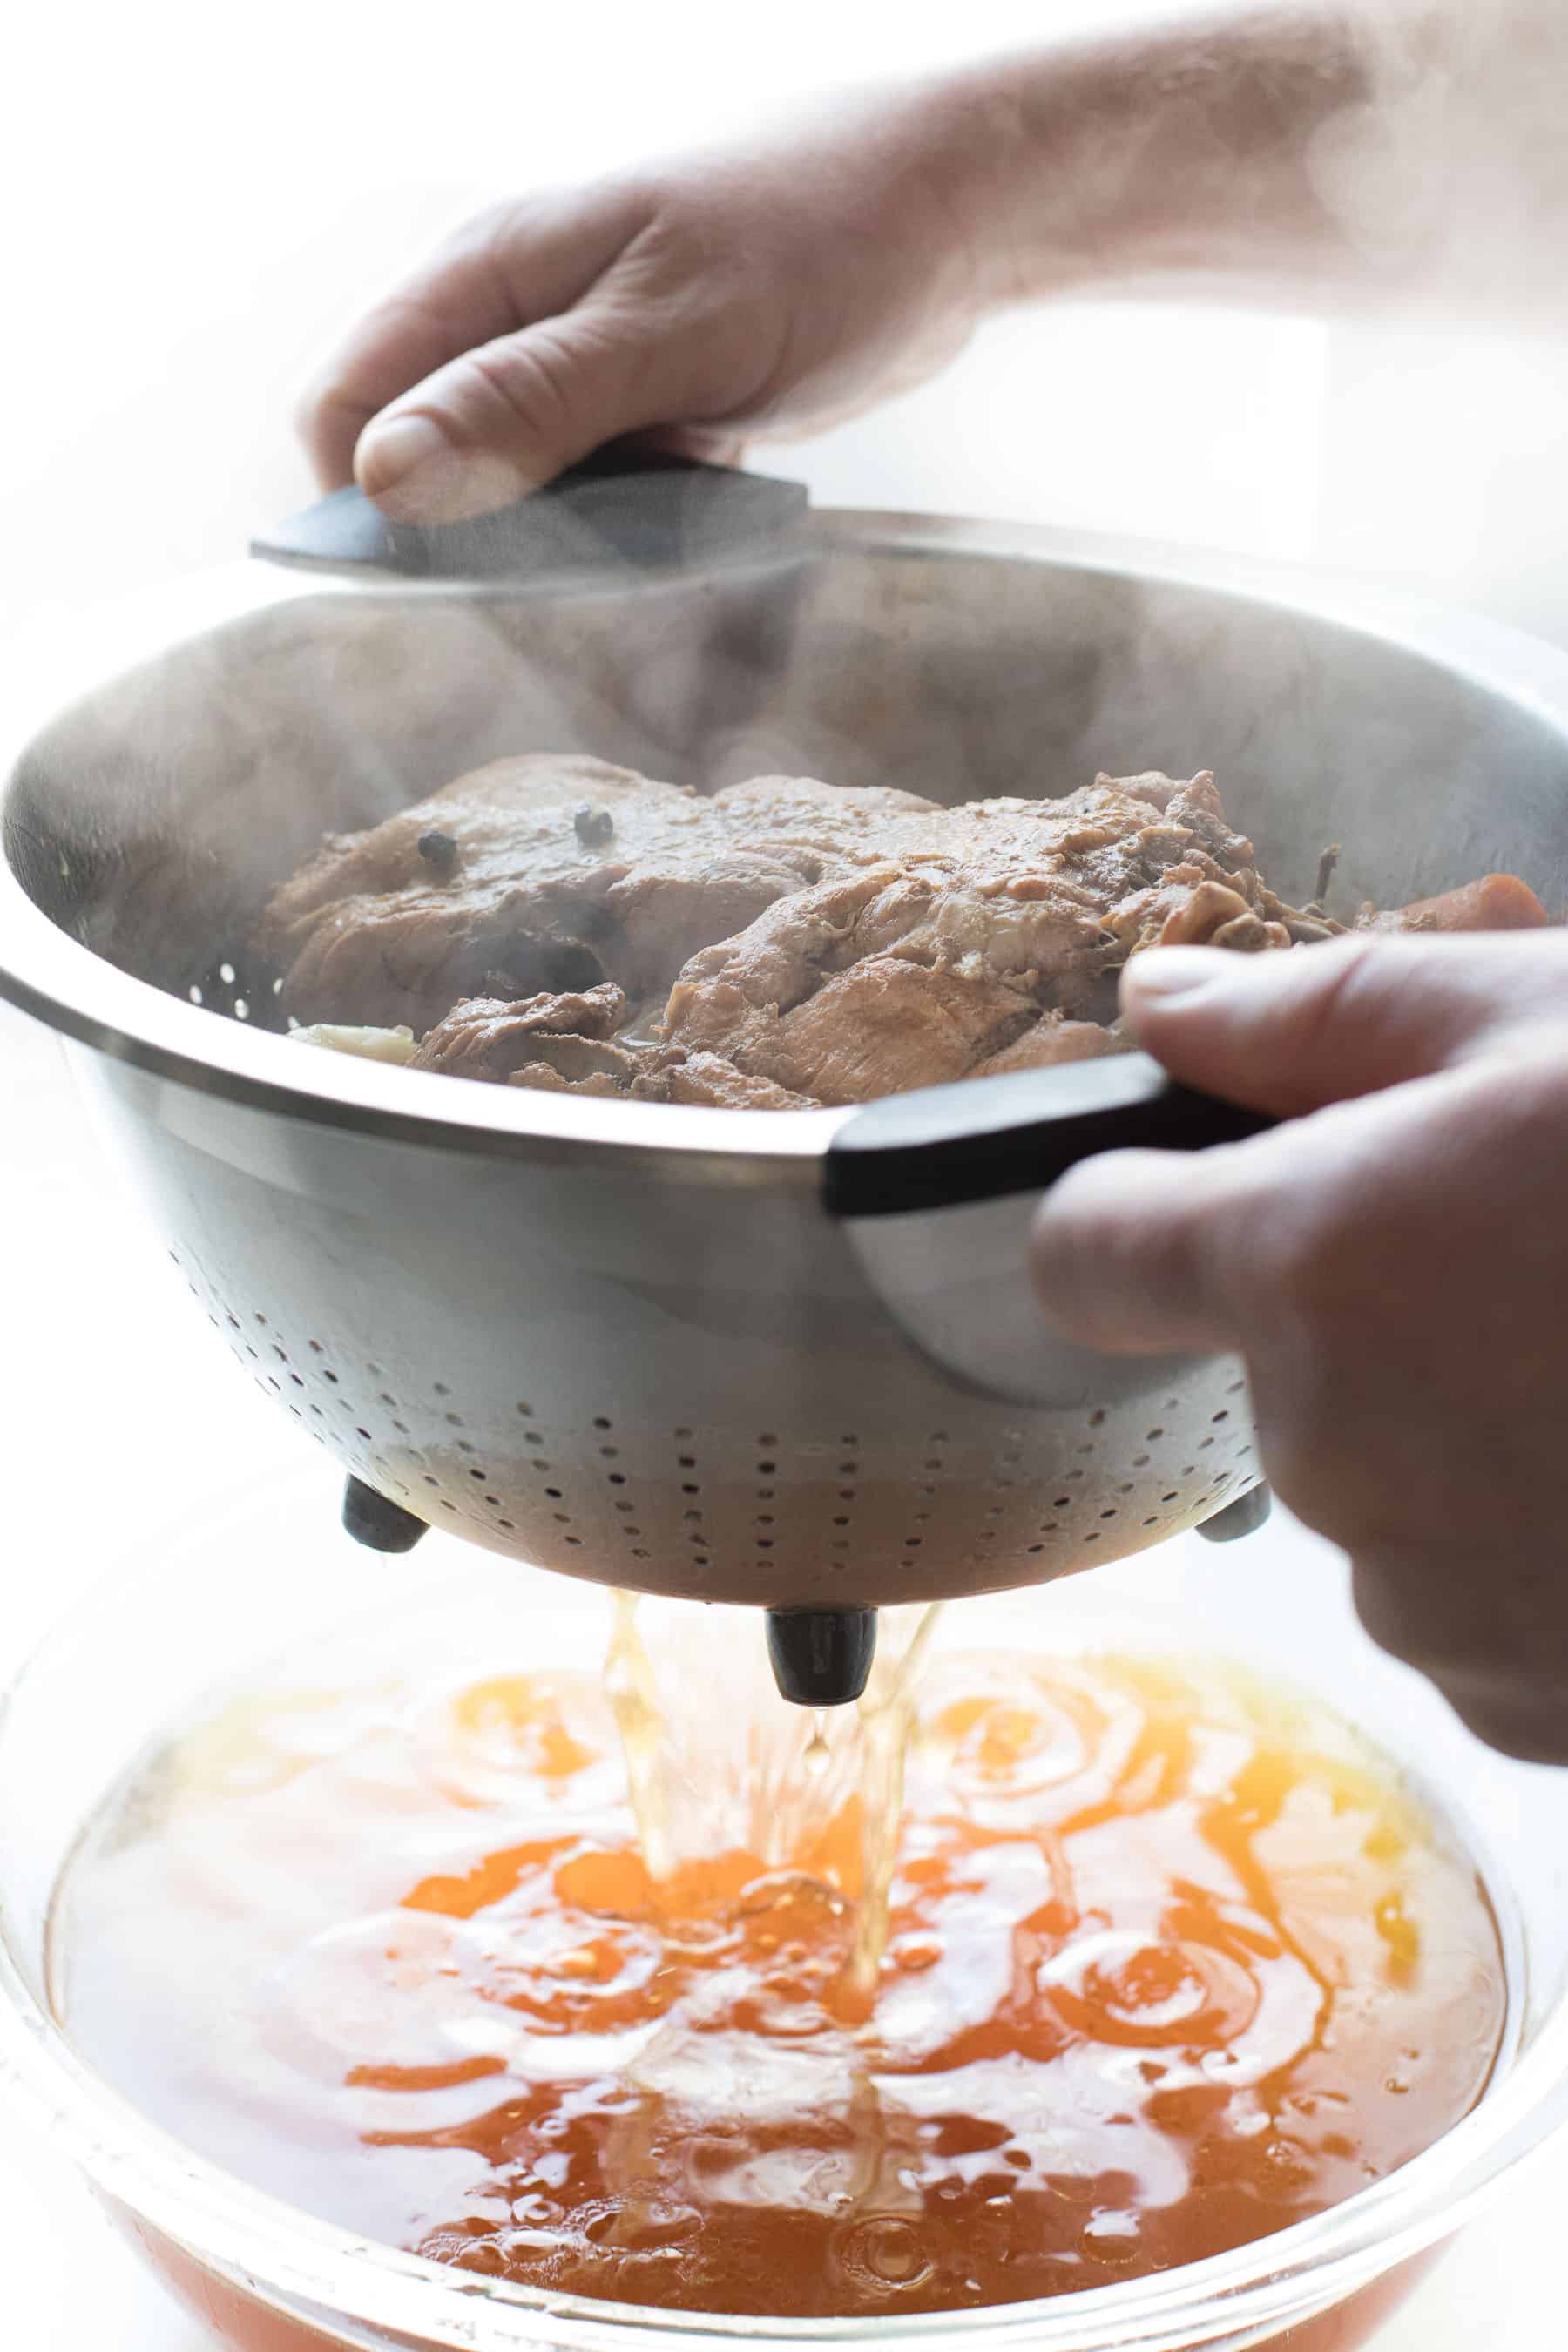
[
  {"xmin": 765, "ymin": 1606, "xmax": 877, "ymax": 1707},
  {"xmin": 1195, "ymin": 1483, "xmax": 1273, "ymax": 1544},
  {"xmin": 342, "ymin": 1476, "xmax": 429, "ymax": 1554}
]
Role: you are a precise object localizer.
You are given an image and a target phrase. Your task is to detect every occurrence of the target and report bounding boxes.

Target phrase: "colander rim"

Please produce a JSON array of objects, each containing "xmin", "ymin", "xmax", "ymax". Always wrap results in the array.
[{"xmin": 4, "ymin": 510, "xmax": 1568, "ymax": 1183}]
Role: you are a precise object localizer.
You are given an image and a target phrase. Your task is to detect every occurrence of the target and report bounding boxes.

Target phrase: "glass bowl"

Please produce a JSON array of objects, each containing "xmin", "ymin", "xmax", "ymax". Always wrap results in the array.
[{"xmin": 3, "ymin": 1461, "xmax": 1567, "ymax": 2352}]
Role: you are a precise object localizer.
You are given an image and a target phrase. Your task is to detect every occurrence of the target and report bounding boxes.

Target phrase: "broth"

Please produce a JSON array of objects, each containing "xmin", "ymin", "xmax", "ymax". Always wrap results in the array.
[{"xmin": 50, "ymin": 1627, "xmax": 1505, "ymax": 2317}]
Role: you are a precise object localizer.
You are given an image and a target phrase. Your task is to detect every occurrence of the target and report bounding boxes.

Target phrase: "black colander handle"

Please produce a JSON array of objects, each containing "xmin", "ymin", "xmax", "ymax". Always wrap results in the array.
[
  {"xmin": 823, "ymin": 1051, "xmax": 1274, "ymax": 1220},
  {"xmin": 252, "ymin": 449, "xmax": 808, "ymax": 582},
  {"xmin": 825, "ymin": 1054, "xmax": 1275, "ymax": 1418}
]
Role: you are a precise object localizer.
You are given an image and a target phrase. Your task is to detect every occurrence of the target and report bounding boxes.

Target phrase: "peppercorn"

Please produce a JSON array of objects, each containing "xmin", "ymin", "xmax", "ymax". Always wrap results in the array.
[
  {"xmin": 416, "ymin": 828, "xmax": 459, "ymax": 875},
  {"xmin": 573, "ymin": 805, "xmax": 615, "ymax": 848}
]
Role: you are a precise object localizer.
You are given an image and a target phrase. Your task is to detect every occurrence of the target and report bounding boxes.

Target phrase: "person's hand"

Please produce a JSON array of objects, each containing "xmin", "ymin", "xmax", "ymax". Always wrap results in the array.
[
  {"xmin": 298, "ymin": 88, "xmax": 990, "ymax": 525},
  {"xmin": 1029, "ymin": 931, "xmax": 1568, "ymax": 1763}
]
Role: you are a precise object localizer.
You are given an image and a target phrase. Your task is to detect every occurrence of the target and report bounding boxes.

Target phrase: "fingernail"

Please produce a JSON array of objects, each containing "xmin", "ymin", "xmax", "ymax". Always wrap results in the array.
[
  {"xmin": 355, "ymin": 417, "xmax": 524, "ymax": 524},
  {"xmin": 1123, "ymin": 947, "xmax": 1228, "ymax": 1003},
  {"xmin": 355, "ymin": 414, "xmax": 452, "ymax": 501}
]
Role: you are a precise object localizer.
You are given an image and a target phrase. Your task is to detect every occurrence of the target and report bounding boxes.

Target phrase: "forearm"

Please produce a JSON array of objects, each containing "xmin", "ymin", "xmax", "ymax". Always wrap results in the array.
[{"xmin": 908, "ymin": 2, "xmax": 1567, "ymax": 328}]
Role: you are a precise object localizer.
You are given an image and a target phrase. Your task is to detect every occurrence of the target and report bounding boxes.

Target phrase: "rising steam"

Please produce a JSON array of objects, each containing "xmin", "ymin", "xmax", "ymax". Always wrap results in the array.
[{"xmin": 1308, "ymin": 0, "xmax": 1568, "ymax": 322}]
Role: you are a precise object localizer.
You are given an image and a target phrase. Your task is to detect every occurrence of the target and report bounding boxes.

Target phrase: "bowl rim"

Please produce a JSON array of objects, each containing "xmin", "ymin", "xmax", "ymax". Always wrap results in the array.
[
  {"xmin": 6, "ymin": 1521, "xmax": 1568, "ymax": 2352},
  {"xmin": 4, "ymin": 508, "xmax": 1568, "ymax": 1188}
]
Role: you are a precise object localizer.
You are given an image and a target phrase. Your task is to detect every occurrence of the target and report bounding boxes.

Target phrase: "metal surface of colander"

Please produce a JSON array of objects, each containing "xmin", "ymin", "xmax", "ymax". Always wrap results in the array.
[{"xmin": 4, "ymin": 509, "xmax": 1567, "ymax": 1622}]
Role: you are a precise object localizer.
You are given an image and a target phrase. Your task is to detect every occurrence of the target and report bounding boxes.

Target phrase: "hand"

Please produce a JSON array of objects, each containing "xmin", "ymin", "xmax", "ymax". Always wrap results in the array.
[
  {"xmin": 1030, "ymin": 932, "xmax": 1568, "ymax": 1763},
  {"xmin": 297, "ymin": 87, "xmax": 988, "ymax": 524}
]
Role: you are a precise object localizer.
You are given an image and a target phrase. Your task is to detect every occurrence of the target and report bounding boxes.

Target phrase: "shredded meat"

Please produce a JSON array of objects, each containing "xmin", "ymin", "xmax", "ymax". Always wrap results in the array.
[{"xmin": 658, "ymin": 770, "xmax": 1328, "ymax": 1105}]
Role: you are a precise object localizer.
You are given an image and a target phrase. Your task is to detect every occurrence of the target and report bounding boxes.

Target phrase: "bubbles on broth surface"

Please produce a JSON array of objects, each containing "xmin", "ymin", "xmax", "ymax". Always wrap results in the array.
[{"xmin": 49, "ymin": 1623, "xmax": 1507, "ymax": 2318}]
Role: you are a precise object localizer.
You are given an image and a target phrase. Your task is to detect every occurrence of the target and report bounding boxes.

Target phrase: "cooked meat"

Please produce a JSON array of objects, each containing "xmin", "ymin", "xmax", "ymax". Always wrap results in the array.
[
  {"xmin": 257, "ymin": 754, "xmax": 938, "ymax": 1033},
  {"xmin": 1104, "ymin": 868, "xmax": 1291, "ymax": 956},
  {"xmin": 303, "ymin": 977, "xmax": 816, "ymax": 1109},
  {"xmin": 656, "ymin": 1054, "xmax": 815, "ymax": 1111},
  {"xmin": 495, "ymin": 1029, "xmax": 814, "ymax": 1111},
  {"xmin": 973, "ymin": 1014, "xmax": 1132, "ymax": 1079},
  {"xmin": 664, "ymin": 920, "xmax": 1038, "ymax": 1105},
  {"xmin": 411, "ymin": 983, "xmax": 629, "ymax": 1080},
  {"xmin": 504, "ymin": 1034, "xmax": 648, "ymax": 1098},
  {"xmin": 272, "ymin": 754, "xmax": 1551, "ymax": 1112},
  {"xmin": 659, "ymin": 771, "xmax": 1322, "ymax": 1105}
]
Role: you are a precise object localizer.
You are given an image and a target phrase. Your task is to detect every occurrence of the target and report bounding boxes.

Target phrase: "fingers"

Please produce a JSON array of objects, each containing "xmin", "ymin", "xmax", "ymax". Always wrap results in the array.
[
  {"xmin": 1351, "ymin": 1556, "xmax": 1568, "ymax": 1767},
  {"xmin": 1438, "ymin": 1688, "xmax": 1568, "ymax": 1767},
  {"xmin": 1029, "ymin": 1139, "xmax": 1258, "ymax": 1356},
  {"xmin": 297, "ymin": 187, "xmax": 653, "ymax": 500},
  {"xmin": 1119, "ymin": 931, "xmax": 1568, "ymax": 1118},
  {"xmin": 351, "ymin": 303, "xmax": 676, "ymax": 521},
  {"xmin": 1028, "ymin": 1053, "xmax": 1456, "ymax": 1359},
  {"xmin": 300, "ymin": 274, "xmax": 520, "ymax": 496}
]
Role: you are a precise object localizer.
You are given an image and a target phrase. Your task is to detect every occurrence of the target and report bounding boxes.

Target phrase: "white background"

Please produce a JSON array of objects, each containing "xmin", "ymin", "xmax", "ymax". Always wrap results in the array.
[{"xmin": 4, "ymin": 1, "xmax": 1568, "ymax": 2341}]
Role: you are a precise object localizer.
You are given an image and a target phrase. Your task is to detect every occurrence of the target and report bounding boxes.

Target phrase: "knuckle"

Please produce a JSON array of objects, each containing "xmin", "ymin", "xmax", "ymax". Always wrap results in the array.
[
  {"xmin": 1037, "ymin": 1150, "xmax": 1171, "ymax": 1263},
  {"xmin": 1477, "ymin": 1038, "xmax": 1568, "ymax": 1146},
  {"xmin": 476, "ymin": 184, "xmax": 605, "ymax": 268},
  {"xmin": 1257, "ymin": 1204, "xmax": 1336, "ymax": 1320},
  {"xmin": 294, "ymin": 375, "xmax": 371, "ymax": 464},
  {"xmin": 1351, "ymin": 1554, "xmax": 1568, "ymax": 1765},
  {"xmin": 459, "ymin": 327, "xmax": 583, "ymax": 443},
  {"xmin": 619, "ymin": 164, "xmax": 681, "ymax": 224},
  {"xmin": 1443, "ymin": 1689, "xmax": 1568, "ymax": 1767},
  {"xmin": 427, "ymin": 199, "xmax": 517, "ymax": 281},
  {"xmin": 1348, "ymin": 1560, "xmax": 1431, "ymax": 1675},
  {"xmin": 292, "ymin": 377, "xmax": 333, "ymax": 442},
  {"xmin": 620, "ymin": 181, "xmax": 744, "ymax": 290},
  {"xmin": 1281, "ymin": 933, "xmax": 1388, "ymax": 1060},
  {"xmin": 467, "ymin": 194, "xmax": 542, "ymax": 265},
  {"xmin": 1233, "ymin": 1137, "xmax": 1377, "ymax": 1326},
  {"xmin": 1032, "ymin": 1149, "xmax": 1219, "ymax": 1343}
]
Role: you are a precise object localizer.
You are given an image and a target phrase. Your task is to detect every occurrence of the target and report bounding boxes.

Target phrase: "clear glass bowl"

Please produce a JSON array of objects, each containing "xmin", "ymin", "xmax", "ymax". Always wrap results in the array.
[{"xmin": 3, "ymin": 1462, "xmax": 1568, "ymax": 2352}]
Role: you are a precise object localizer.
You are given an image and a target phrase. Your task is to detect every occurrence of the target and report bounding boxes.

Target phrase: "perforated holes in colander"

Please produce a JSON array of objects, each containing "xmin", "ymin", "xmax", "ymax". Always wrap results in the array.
[
  {"xmin": 166, "ymin": 1251, "xmax": 432, "ymax": 1518},
  {"xmin": 827, "ymin": 1432, "xmax": 861, "ymax": 1558}
]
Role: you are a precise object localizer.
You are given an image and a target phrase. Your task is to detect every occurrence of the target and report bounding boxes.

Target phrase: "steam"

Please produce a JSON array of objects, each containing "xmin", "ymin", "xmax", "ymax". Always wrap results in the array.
[{"xmin": 1308, "ymin": 0, "xmax": 1568, "ymax": 324}]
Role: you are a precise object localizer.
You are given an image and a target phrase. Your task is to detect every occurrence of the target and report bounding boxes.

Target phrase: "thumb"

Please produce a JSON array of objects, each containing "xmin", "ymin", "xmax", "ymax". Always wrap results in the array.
[
  {"xmin": 1119, "ymin": 931, "xmax": 1568, "ymax": 1118},
  {"xmin": 354, "ymin": 308, "xmax": 667, "ymax": 524}
]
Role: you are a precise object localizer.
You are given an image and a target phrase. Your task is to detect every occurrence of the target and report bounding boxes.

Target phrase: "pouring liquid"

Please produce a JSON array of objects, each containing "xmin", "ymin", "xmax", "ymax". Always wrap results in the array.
[{"xmin": 50, "ymin": 1617, "xmax": 1506, "ymax": 2317}]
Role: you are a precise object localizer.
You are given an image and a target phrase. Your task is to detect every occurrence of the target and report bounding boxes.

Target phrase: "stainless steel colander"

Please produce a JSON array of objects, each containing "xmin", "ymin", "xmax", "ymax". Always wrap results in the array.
[{"xmin": 4, "ymin": 504, "xmax": 1567, "ymax": 1645}]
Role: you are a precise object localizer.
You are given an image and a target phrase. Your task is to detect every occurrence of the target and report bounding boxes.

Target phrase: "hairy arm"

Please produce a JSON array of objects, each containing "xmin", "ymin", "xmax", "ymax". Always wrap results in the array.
[
  {"xmin": 938, "ymin": 3, "xmax": 1565, "ymax": 321},
  {"xmin": 301, "ymin": 1, "xmax": 1567, "ymax": 518}
]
